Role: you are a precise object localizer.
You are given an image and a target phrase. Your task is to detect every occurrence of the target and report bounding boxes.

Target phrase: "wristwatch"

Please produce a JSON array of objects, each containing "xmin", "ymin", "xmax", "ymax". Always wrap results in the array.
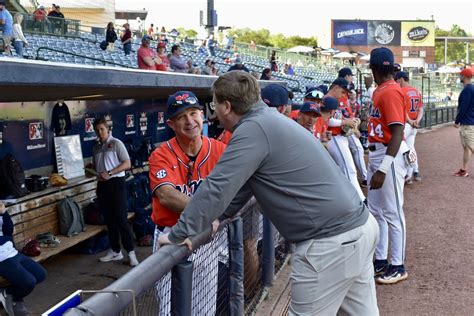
[{"xmin": 107, "ymin": 170, "xmax": 113, "ymax": 176}]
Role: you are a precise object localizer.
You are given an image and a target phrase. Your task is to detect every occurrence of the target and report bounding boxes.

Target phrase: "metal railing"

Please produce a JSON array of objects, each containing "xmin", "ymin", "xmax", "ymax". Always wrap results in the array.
[
  {"xmin": 35, "ymin": 46, "xmax": 133, "ymax": 68},
  {"xmin": 421, "ymin": 104, "xmax": 458, "ymax": 128},
  {"xmin": 63, "ymin": 199, "xmax": 289, "ymax": 315}
]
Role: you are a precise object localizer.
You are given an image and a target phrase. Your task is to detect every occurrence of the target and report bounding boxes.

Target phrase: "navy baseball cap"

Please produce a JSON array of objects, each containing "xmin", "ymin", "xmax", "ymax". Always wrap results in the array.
[
  {"xmin": 338, "ymin": 67, "xmax": 353, "ymax": 78},
  {"xmin": 165, "ymin": 91, "xmax": 202, "ymax": 120},
  {"xmin": 317, "ymin": 84, "xmax": 328, "ymax": 95},
  {"xmin": 331, "ymin": 78, "xmax": 351, "ymax": 91},
  {"xmin": 394, "ymin": 71, "xmax": 409, "ymax": 81},
  {"xmin": 393, "ymin": 63, "xmax": 402, "ymax": 72},
  {"xmin": 142, "ymin": 35, "xmax": 152, "ymax": 42},
  {"xmin": 261, "ymin": 84, "xmax": 289, "ymax": 108},
  {"xmin": 304, "ymin": 87, "xmax": 325, "ymax": 99},
  {"xmin": 370, "ymin": 47, "xmax": 394, "ymax": 67},
  {"xmin": 320, "ymin": 96, "xmax": 339, "ymax": 111},
  {"xmin": 299, "ymin": 102, "xmax": 321, "ymax": 116}
]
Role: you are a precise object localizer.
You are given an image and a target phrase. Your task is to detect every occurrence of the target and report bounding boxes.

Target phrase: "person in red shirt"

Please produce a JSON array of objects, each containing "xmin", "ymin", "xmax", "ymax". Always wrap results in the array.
[
  {"xmin": 368, "ymin": 47, "xmax": 410, "ymax": 285},
  {"xmin": 395, "ymin": 71, "xmax": 424, "ymax": 183},
  {"xmin": 155, "ymin": 41, "xmax": 170, "ymax": 71},
  {"xmin": 137, "ymin": 35, "xmax": 159, "ymax": 70},
  {"xmin": 148, "ymin": 91, "xmax": 226, "ymax": 315},
  {"xmin": 121, "ymin": 23, "xmax": 132, "ymax": 55}
]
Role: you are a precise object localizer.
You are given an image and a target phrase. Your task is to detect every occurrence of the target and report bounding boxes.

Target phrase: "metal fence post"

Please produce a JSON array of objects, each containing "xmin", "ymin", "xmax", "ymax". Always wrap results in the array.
[
  {"xmin": 262, "ymin": 216, "xmax": 275, "ymax": 288},
  {"xmin": 171, "ymin": 260, "xmax": 193, "ymax": 316},
  {"xmin": 227, "ymin": 217, "xmax": 244, "ymax": 316}
]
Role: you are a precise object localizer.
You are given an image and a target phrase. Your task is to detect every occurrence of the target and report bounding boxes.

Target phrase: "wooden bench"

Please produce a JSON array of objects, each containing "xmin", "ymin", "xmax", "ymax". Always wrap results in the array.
[{"xmin": 0, "ymin": 176, "xmax": 134, "ymax": 287}]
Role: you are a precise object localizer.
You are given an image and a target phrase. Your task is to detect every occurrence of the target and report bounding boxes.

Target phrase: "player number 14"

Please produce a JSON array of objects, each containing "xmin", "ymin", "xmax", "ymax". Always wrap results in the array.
[{"xmin": 369, "ymin": 122, "xmax": 384, "ymax": 138}]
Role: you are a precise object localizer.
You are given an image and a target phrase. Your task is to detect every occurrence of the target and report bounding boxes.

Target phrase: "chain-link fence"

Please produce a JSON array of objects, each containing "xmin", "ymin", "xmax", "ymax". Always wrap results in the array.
[{"xmin": 63, "ymin": 198, "xmax": 289, "ymax": 315}]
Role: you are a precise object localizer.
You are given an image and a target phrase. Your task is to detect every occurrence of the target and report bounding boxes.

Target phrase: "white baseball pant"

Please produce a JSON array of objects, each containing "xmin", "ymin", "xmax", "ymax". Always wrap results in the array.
[
  {"xmin": 367, "ymin": 142, "xmax": 408, "ymax": 266},
  {"xmin": 327, "ymin": 135, "xmax": 366, "ymax": 201},
  {"xmin": 348, "ymin": 134, "xmax": 368, "ymax": 181},
  {"xmin": 153, "ymin": 226, "xmax": 219, "ymax": 315},
  {"xmin": 404, "ymin": 123, "xmax": 419, "ymax": 178}
]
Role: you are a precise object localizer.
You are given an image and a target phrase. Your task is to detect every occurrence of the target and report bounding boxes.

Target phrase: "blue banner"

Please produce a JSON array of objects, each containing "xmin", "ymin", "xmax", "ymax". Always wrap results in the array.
[{"xmin": 333, "ymin": 21, "xmax": 367, "ymax": 46}]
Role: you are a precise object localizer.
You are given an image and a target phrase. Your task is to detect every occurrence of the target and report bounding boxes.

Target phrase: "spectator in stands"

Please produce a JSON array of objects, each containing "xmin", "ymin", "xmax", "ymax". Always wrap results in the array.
[
  {"xmin": 159, "ymin": 26, "xmax": 168, "ymax": 43},
  {"xmin": 444, "ymin": 91, "xmax": 453, "ymax": 102},
  {"xmin": 169, "ymin": 44, "xmax": 200, "ymax": 74},
  {"xmin": 270, "ymin": 50, "xmax": 278, "ymax": 72},
  {"xmin": 47, "ymin": 4, "xmax": 65, "ymax": 34},
  {"xmin": 202, "ymin": 59, "xmax": 215, "ymax": 76},
  {"xmin": 33, "ymin": 5, "xmax": 48, "ymax": 32},
  {"xmin": 149, "ymin": 91, "xmax": 226, "ymax": 315},
  {"xmin": 121, "ymin": 23, "xmax": 132, "ymax": 55},
  {"xmin": 105, "ymin": 22, "xmax": 118, "ymax": 51},
  {"xmin": 12, "ymin": 14, "xmax": 28, "ymax": 58},
  {"xmin": 260, "ymin": 68, "xmax": 274, "ymax": 80},
  {"xmin": 227, "ymin": 57, "xmax": 250, "ymax": 73},
  {"xmin": 454, "ymin": 68, "xmax": 474, "ymax": 177},
  {"xmin": 147, "ymin": 23, "xmax": 154, "ymax": 37},
  {"xmin": 0, "ymin": 203, "xmax": 47, "ymax": 316},
  {"xmin": 91, "ymin": 118, "xmax": 138, "ymax": 267},
  {"xmin": 137, "ymin": 35, "xmax": 160, "ymax": 71},
  {"xmin": 198, "ymin": 40, "xmax": 207, "ymax": 55},
  {"xmin": 0, "ymin": 1, "xmax": 13, "ymax": 55},
  {"xmin": 155, "ymin": 41, "xmax": 170, "ymax": 71},
  {"xmin": 207, "ymin": 34, "xmax": 216, "ymax": 57},
  {"xmin": 249, "ymin": 40, "xmax": 256, "ymax": 51},
  {"xmin": 283, "ymin": 63, "xmax": 295, "ymax": 75},
  {"xmin": 225, "ymin": 34, "xmax": 234, "ymax": 50},
  {"xmin": 159, "ymin": 71, "xmax": 379, "ymax": 315}
]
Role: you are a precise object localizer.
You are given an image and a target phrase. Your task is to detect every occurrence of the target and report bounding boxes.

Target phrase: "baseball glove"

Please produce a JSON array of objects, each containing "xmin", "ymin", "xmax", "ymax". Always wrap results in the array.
[{"xmin": 49, "ymin": 173, "xmax": 68, "ymax": 187}]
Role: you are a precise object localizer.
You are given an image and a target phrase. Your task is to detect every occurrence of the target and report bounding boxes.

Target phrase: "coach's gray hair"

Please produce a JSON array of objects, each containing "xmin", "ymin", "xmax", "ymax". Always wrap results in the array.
[{"xmin": 212, "ymin": 71, "xmax": 261, "ymax": 115}]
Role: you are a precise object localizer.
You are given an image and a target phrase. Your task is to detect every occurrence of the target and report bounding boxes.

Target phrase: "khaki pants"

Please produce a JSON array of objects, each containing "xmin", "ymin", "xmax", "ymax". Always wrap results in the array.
[
  {"xmin": 289, "ymin": 214, "xmax": 380, "ymax": 316},
  {"xmin": 460, "ymin": 125, "xmax": 474, "ymax": 151}
]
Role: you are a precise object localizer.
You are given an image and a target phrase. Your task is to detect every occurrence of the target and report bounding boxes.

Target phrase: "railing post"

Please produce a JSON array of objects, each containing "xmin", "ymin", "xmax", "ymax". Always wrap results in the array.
[
  {"xmin": 227, "ymin": 217, "xmax": 244, "ymax": 316},
  {"xmin": 261, "ymin": 216, "xmax": 275, "ymax": 288},
  {"xmin": 170, "ymin": 261, "xmax": 193, "ymax": 316}
]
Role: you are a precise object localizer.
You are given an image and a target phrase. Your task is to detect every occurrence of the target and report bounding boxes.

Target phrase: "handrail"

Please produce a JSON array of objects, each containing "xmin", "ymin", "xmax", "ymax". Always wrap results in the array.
[{"xmin": 35, "ymin": 46, "xmax": 134, "ymax": 68}]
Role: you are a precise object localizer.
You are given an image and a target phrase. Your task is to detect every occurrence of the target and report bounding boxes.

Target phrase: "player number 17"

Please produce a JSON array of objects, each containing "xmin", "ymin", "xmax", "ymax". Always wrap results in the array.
[{"xmin": 369, "ymin": 122, "xmax": 384, "ymax": 138}]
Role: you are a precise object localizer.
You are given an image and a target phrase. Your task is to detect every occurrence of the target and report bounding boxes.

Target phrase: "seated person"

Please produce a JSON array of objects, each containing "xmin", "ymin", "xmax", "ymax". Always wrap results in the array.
[
  {"xmin": 0, "ymin": 203, "xmax": 47, "ymax": 316},
  {"xmin": 169, "ymin": 44, "xmax": 200, "ymax": 74}
]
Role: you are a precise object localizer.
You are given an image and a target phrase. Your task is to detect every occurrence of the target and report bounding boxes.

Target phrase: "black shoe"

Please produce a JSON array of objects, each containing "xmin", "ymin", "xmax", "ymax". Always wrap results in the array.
[
  {"xmin": 373, "ymin": 259, "xmax": 388, "ymax": 277},
  {"xmin": 376, "ymin": 264, "xmax": 408, "ymax": 284}
]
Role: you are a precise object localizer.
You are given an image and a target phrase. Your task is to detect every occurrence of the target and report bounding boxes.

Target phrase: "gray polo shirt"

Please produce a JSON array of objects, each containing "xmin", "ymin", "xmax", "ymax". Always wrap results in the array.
[
  {"xmin": 92, "ymin": 134, "xmax": 130, "ymax": 178},
  {"xmin": 168, "ymin": 101, "xmax": 368, "ymax": 244}
]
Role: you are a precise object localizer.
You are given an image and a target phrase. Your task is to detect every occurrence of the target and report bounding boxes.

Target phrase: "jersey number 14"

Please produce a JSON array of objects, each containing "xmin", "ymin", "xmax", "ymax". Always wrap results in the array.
[{"xmin": 369, "ymin": 122, "xmax": 384, "ymax": 138}]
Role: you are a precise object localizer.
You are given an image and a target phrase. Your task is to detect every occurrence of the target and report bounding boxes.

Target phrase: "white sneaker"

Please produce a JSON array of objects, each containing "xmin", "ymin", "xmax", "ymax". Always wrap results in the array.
[
  {"xmin": 99, "ymin": 249, "xmax": 123, "ymax": 262},
  {"xmin": 0, "ymin": 289, "xmax": 14, "ymax": 316},
  {"xmin": 128, "ymin": 250, "xmax": 139, "ymax": 267}
]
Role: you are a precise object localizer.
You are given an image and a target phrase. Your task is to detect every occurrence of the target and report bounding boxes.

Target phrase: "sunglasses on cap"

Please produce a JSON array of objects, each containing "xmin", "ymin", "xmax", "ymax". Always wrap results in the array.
[
  {"xmin": 171, "ymin": 95, "xmax": 198, "ymax": 107},
  {"xmin": 305, "ymin": 90, "xmax": 324, "ymax": 99}
]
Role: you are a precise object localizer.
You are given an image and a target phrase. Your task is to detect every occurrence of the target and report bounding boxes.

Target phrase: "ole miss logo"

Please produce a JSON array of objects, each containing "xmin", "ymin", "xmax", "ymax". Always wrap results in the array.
[
  {"xmin": 175, "ymin": 179, "xmax": 203, "ymax": 197},
  {"xmin": 369, "ymin": 107, "xmax": 381, "ymax": 118}
]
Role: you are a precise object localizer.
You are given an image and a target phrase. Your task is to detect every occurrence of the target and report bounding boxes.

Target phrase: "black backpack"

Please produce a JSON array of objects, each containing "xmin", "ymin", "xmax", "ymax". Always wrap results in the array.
[{"xmin": 0, "ymin": 154, "xmax": 29, "ymax": 198}]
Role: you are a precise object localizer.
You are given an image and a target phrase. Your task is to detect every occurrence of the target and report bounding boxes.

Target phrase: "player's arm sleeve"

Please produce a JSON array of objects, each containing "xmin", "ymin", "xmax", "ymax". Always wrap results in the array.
[
  {"xmin": 455, "ymin": 89, "xmax": 471, "ymax": 124},
  {"xmin": 328, "ymin": 118, "xmax": 342, "ymax": 127},
  {"xmin": 149, "ymin": 149, "xmax": 177, "ymax": 194},
  {"xmin": 382, "ymin": 90, "xmax": 405, "ymax": 126},
  {"xmin": 168, "ymin": 121, "xmax": 269, "ymax": 243}
]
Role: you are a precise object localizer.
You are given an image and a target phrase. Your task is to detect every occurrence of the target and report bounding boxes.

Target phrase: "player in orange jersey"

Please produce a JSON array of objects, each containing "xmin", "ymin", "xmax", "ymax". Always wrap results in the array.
[
  {"xmin": 149, "ymin": 91, "xmax": 226, "ymax": 315},
  {"xmin": 368, "ymin": 47, "xmax": 411, "ymax": 285},
  {"xmin": 395, "ymin": 71, "xmax": 424, "ymax": 183}
]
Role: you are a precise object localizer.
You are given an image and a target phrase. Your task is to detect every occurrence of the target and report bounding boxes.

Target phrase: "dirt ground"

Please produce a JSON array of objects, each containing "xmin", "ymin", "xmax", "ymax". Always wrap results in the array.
[{"xmin": 6, "ymin": 125, "xmax": 474, "ymax": 315}]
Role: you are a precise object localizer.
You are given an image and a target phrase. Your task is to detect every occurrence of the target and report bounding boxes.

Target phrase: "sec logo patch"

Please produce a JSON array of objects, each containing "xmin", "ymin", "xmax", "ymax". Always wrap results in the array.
[{"xmin": 156, "ymin": 169, "xmax": 167, "ymax": 179}]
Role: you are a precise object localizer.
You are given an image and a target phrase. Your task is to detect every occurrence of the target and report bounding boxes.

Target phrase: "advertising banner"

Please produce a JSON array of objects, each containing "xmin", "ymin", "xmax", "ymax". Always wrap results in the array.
[
  {"xmin": 333, "ymin": 21, "xmax": 368, "ymax": 46},
  {"xmin": 367, "ymin": 21, "xmax": 401, "ymax": 46},
  {"xmin": 401, "ymin": 21, "xmax": 435, "ymax": 46}
]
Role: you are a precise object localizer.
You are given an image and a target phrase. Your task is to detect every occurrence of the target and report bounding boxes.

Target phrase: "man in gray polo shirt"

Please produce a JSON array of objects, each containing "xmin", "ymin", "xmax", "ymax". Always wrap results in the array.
[
  {"xmin": 159, "ymin": 71, "xmax": 380, "ymax": 315},
  {"xmin": 92, "ymin": 118, "xmax": 138, "ymax": 267}
]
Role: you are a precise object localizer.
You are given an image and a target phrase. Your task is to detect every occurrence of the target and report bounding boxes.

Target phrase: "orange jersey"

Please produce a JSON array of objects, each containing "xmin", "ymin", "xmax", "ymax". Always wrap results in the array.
[
  {"xmin": 327, "ymin": 100, "xmax": 354, "ymax": 136},
  {"xmin": 217, "ymin": 130, "xmax": 233, "ymax": 144},
  {"xmin": 290, "ymin": 110, "xmax": 299, "ymax": 120},
  {"xmin": 148, "ymin": 136, "xmax": 226, "ymax": 227},
  {"xmin": 314, "ymin": 117, "xmax": 328, "ymax": 140},
  {"xmin": 368, "ymin": 80, "xmax": 407, "ymax": 144},
  {"xmin": 402, "ymin": 86, "xmax": 423, "ymax": 121}
]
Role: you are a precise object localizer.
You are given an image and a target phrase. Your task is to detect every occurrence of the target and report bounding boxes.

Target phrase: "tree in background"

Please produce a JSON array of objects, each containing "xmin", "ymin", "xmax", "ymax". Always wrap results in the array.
[
  {"xmin": 435, "ymin": 24, "xmax": 473, "ymax": 65},
  {"xmin": 227, "ymin": 28, "xmax": 317, "ymax": 50},
  {"xmin": 176, "ymin": 27, "xmax": 198, "ymax": 40}
]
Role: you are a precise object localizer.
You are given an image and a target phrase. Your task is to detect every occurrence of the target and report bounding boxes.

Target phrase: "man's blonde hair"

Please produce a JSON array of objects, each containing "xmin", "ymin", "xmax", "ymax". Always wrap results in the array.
[{"xmin": 212, "ymin": 71, "xmax": 260, "ymax": 115}]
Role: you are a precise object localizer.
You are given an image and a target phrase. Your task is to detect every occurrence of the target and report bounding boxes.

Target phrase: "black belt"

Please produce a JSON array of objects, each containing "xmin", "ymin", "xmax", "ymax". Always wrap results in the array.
[{"xmin": 368, "ymin": 143, "xmax": 387, "ymax": 151}]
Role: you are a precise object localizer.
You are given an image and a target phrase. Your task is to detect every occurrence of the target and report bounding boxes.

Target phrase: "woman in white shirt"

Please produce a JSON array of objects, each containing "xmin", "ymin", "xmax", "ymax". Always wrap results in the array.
[{"xmin": 12, "ymin": 13, "xmax": 28, "ymax": 58}]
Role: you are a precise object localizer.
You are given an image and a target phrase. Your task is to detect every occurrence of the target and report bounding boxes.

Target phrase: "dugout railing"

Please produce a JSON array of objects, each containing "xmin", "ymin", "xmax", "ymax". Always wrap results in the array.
[{"xmin": 62, "ymin": 199, "xmax": 289, "ymax": 315}]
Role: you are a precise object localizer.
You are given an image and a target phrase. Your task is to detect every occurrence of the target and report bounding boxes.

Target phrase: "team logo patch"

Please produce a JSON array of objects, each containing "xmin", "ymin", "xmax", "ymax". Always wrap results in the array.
[{"xmin": 156, "ymin": 169, "xmax": 167, "ymax": 179}]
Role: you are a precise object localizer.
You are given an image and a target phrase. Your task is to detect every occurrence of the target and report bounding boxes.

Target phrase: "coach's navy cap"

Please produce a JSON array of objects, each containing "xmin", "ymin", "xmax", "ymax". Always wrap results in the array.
[
  {"xmin": 338, "ymin": 67, "xmax": 354, "ymax": 78},
  {"xmin": 142, "ymin": 35, "xmax": 152, "ymax": 42},
  {"xmin": 370, "ymin": 47, "xmax": 394, "ymax": 67},
  {"xmin": 332, "ymin": 78, "xmax": 351, "ymax": 91},
  {"xmin": 299, "ymin": 101, "xmax": 321, "ymax": 115},
  {"xmin": 395, "ymin": 71, "xmax": 409, "ymax": 81},
  {"xmin": 166, "ymin": 91, "xmax": 202, "ymax": 120},
  {"xmin": 261, "ymin": 84, "xmax": 289, "ymax": 108},
  {"xmin": 320, "ymin": 96, "xmax": 339, "ymax": 111},
  {"xmin": 304, "ymin": 87, "xmax": 325, "ymax": 99}
]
